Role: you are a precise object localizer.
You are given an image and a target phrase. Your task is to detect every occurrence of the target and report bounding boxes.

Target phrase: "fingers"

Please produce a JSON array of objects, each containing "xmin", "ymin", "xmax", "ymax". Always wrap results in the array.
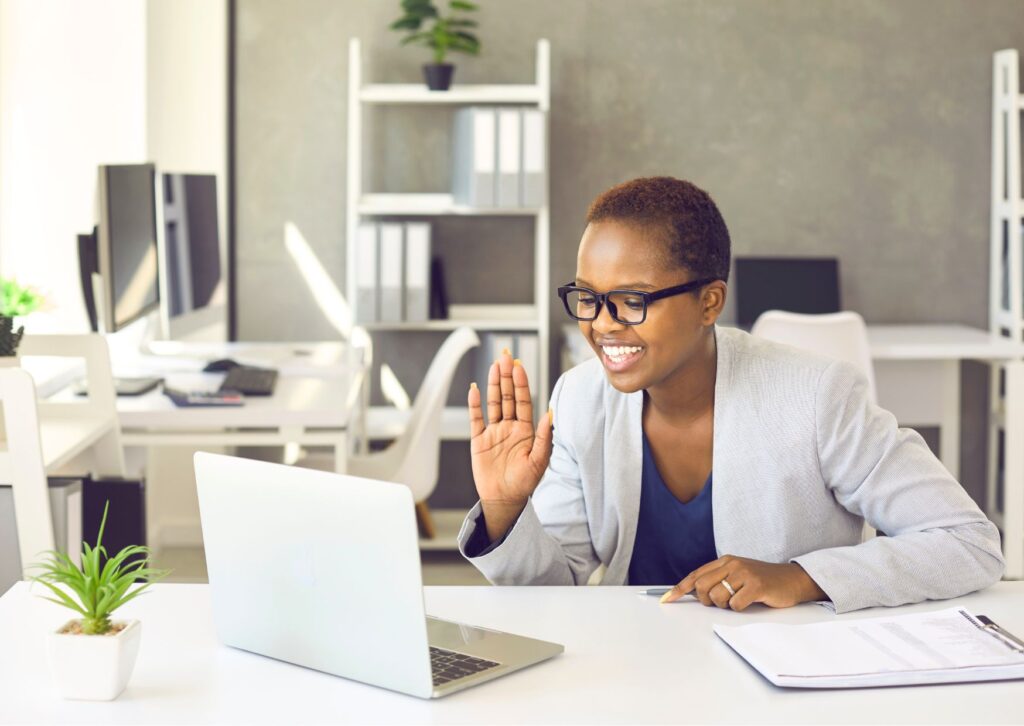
[
  {"xmin": 467, "ymin": 382, "xmax": 485, "ymax": 438},
  {"xmin": 486, "ymin": 360, "xmax": 501, "ymax": 424},
  {"xmin": 499, "ymin": 349, "xmax": 515, "ymax": 420},
  {"xmin": 512, "ymin": 359, "xmax": 533, "ymax": 423},
  {"xmin": 692, "ymin": 566, "xmax": 731, "ymax": 607},
  {"xmin": 529, "ymin": 407, "xmax": 554, "ymax": 472},
  {"xmin": 660, "ymin": 556, "xmax": 730, "ymax": 603}
]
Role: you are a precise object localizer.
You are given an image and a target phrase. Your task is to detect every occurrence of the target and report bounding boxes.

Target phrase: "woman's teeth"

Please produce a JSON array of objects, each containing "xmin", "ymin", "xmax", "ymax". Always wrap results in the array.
[{"xmin": 602, "ymin": 345, "xmax": 642, "ymax": 361}]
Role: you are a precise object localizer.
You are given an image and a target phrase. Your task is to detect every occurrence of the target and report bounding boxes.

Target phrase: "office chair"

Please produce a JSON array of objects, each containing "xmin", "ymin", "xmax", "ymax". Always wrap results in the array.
[{"xmin": 301, "ymin": 326, "xmax": 480, "ymax": 538}]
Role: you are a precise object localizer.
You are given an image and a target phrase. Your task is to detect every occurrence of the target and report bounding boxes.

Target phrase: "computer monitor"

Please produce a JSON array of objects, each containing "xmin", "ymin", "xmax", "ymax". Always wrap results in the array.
[
  {"xmin": 733, "ymin": 257, "xmax": 841, "ymax": 329},
  {"xmin": 89, "ymin": 163, "xmax": 161, "ymax": 333},
  {"xmin": 160, "ymin": 173, "xmax": 226, "ymax": 340}
]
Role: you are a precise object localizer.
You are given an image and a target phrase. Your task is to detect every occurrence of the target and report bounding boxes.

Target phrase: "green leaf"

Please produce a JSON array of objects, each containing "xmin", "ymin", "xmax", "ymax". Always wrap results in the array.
[
  {"xmin": 449, "ymin": 0, "xmax": 478, "ymax": 11},
  {"xmin": 446, "ymin": 19, "xmax": 478, "ymax": 28},
  {"xmin": 389, "ymin": 16, "xmax": 422, "ymax": 31},
  {"xmin": 34, "ymin": 580, "xmax": 87, "ymax": 616}
]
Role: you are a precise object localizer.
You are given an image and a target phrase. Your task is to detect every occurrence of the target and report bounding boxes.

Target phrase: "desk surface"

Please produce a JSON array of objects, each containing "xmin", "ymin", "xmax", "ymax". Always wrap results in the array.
[
  {"xmin": 866, "ymin": 324, "xmax": 1024, "ymax": 360},
  {"xmin": 2, "ymin": 582, "xmax": 1023, "ymax": 724}
]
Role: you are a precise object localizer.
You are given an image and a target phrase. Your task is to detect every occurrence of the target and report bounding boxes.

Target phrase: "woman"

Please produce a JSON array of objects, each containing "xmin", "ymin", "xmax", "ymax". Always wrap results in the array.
[{"xmin": 459, "ymin": 176, "xmax": 1003, "ymax": 614}]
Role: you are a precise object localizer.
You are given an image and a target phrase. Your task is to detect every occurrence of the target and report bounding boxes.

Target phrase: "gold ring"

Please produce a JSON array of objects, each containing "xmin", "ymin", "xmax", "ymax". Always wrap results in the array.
[{"xmin": 720, "ymin": 579, "xmax": 736, "ymax": 597}]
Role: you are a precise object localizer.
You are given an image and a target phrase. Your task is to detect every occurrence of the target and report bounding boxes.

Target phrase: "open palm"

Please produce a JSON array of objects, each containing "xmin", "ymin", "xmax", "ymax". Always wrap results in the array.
[{"xmin": 468, "ymin": 351, "xmax": 553, "ymax": 506}]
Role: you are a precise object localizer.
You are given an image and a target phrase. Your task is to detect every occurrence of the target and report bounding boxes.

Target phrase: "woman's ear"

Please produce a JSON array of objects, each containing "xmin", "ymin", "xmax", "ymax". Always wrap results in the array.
[{"xmin": 701, "ymin": 281, "xmax": 728, "ymax": 325}]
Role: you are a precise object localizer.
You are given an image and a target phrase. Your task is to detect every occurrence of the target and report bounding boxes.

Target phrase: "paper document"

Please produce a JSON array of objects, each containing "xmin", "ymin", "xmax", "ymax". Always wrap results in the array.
[{"xmin": 714, "ymin": 608, "xmax": 1024, "ymax": 688}]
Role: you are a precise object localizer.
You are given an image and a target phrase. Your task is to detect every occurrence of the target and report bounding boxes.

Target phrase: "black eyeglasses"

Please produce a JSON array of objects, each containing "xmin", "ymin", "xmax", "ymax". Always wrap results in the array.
[{"xmin": 557, "ymin": 278, "xmax": 716, "ymax": 325}]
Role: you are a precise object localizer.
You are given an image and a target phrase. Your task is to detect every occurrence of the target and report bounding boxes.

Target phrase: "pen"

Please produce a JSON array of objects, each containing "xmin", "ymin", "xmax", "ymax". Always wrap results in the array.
[
  {"xmin": 638, "ymin": 587, "xmax": 673, "ymax": 596},
  {"xmin": 977, "ymin": 615, "xmax": 1024, "ymax": 652}
]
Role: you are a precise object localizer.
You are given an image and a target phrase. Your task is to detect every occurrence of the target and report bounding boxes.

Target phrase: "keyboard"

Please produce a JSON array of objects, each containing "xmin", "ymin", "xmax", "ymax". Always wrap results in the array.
[
  {"xmin": 218, "ymin": 367, "xmax": 278, "ymax": 396},
  {"xmin": 429, "ymin": 646, "xmax": 500, "ymax": 687}
]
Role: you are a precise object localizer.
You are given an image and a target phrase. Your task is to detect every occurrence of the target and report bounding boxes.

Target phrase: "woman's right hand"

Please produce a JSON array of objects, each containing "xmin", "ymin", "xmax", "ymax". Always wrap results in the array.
[{"xmin": 468, "ymin": 349, "xmax": 553, "ymax": 542}]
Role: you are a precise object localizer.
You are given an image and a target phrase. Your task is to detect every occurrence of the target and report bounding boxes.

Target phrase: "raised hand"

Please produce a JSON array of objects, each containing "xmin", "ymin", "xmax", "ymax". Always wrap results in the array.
[{"xmin": 468, "ymin": 349, "xmax": 553, "ymax": 542}]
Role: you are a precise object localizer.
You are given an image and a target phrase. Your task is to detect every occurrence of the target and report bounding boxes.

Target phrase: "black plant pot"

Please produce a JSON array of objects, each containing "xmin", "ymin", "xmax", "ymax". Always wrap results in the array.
[
  {"xmin": 0, "ymin": 316, "xmax": 23, "ymax": 358},
  {"xmin": 423, "ymin": 63, "xmax": 455, "ymax": 91}
]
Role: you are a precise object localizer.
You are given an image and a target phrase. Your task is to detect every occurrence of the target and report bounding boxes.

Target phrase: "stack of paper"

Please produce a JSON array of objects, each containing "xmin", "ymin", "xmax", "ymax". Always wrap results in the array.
[{"xmin": 714, "ymin": 608, "xmax": 1024, "ymax": 688}]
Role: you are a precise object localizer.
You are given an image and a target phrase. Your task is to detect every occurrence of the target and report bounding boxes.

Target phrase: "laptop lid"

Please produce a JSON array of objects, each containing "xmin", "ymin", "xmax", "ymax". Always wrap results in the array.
[
  {"xmin": 194, "ymin": 452, "xmax": 434, "ymax": 699},
  {"xmin": 734, "ymin": 257, "xmax": 840, "ymax": 328}
]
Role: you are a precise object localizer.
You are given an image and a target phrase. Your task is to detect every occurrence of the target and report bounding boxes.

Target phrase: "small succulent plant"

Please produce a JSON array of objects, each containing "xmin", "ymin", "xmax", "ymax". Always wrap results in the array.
[{"xmin": 31, "ymin": 502, "xmax": 169, "ymax": 635}]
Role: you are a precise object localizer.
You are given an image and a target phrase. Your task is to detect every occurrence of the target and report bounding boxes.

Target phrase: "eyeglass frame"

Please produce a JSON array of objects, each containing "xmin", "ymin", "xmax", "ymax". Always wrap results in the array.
[{"xmin": 556, "ymin": 277, "xmax": 718, "ymax": 325}]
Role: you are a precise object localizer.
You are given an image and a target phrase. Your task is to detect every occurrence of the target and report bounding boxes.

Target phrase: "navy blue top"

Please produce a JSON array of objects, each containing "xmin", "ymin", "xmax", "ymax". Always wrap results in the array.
[{"xmin": 627, "ymin": 433, "xmax": 716, "ymax": 586}]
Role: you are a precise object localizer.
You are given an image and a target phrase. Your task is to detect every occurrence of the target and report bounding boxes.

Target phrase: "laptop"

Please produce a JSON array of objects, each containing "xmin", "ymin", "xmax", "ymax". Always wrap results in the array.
[{"xmin": 193, "ymin": 452, "xmax": 563, "ymax": 699}]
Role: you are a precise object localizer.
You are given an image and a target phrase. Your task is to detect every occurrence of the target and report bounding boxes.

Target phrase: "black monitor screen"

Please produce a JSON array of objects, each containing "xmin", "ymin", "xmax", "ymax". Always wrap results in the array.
[
  {"xmin": 102, "ymin": 164, "xmax": 160, "ymax": 331},
  {"xmin": 162, "ymin": 173, "xmax": 222, "ymax": 318},
  {"xmin": 734, "ymin": 257, "xmax": 841, "ymax": 328}
]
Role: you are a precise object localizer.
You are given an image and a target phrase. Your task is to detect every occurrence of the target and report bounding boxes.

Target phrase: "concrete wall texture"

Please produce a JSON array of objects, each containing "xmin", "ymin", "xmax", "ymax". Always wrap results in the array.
[{"xmin": 234, "ymin": 0, "xmax": 1024, "ymax": 508}]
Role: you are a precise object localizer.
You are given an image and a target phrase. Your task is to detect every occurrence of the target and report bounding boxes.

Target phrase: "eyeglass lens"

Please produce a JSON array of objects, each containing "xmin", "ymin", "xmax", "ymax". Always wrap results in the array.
[{"xmin": 564, "ymin": 289, "xmax": 646, "ymax": 323}]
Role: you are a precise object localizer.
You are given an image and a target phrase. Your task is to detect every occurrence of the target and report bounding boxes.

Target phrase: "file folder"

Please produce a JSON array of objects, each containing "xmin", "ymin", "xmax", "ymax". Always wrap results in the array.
[
  {"xmin": 404, "ymin": 222, "xmax": 431, "ymax": 323},
  {"xmin": 520, "ymin": 109, "xmax": 545, "ymax": 208},
  {"xmin": 496, "ymin": 108, "xmax": 522, "ymax": 208},
  {"xmin": 355, "ymin": 222, "xmax": 378, "ymax": 324},
  {"xmin": 378, "ymin": 223, "xmax": 404, "ymax": 323},
  {"xmin": 452, "ymin": 107, "xmax": 496, "ymax": 208}
]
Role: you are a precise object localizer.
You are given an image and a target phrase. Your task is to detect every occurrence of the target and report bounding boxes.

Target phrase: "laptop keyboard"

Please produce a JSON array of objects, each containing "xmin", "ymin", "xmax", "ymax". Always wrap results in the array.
[{"xmin": 430, "ymin": 646, "xmax": 500, "ymax": 687}]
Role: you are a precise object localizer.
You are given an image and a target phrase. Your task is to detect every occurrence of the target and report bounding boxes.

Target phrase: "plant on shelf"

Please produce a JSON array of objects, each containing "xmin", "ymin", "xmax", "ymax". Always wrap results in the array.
[
  {"xmin": 0, "ymin": 277, "xmax": 44, "ymax": 358},
  {"xmin": 390, "ymin": 0, "xmax": 480, "ymax": 91},
  {"xmin": 30, "ymin": 501, "xmax": 169, "ymax": 701}
]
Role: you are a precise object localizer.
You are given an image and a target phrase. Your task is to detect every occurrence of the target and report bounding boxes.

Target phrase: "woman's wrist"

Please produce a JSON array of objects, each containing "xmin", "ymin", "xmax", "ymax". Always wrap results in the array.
[{"xmin": 791, "ymin": 563, "xmax": 828, "ymax": 603}]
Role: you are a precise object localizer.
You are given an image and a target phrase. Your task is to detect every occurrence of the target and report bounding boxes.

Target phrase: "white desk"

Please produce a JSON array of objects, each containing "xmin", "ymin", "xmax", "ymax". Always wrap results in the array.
[
  {"xmin": 2, "ymin": 581, "xmax": 1023, "ymax": 724},
  {"xmin": 37, "ymin": 341, "xmax": 368, "ymax": 474}
]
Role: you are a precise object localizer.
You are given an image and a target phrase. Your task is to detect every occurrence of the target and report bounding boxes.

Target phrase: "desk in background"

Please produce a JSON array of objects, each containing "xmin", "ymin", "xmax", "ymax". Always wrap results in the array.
[{"xmin": 2, "ymin": 581, "xmax": 1022, "ymax": 724}]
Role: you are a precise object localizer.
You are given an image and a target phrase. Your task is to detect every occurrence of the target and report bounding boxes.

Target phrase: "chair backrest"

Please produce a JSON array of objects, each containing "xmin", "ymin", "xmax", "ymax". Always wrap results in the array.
[
  {"xmin": 382, "ymin": 327, "xmax": 480, "ymax": 501},
  {"xmin": 751, "ymin": 310, "xmax": 877, "ymax": 404}
]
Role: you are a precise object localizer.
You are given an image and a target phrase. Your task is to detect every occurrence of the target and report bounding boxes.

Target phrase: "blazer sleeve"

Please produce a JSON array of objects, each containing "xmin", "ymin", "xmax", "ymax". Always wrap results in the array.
[
  {"xmin": 791, "ymin": 360, "xmax": 1005, "ymax": 613},
  {"xmin": 456, "ymin": 374, "xmax": 602, "ymax": 585}
]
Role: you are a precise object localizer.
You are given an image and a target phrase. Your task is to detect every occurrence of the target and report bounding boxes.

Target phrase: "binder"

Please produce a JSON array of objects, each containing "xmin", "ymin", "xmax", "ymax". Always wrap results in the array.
[
  {"xmin": 452, "ymin": 107, "xmax": 496, "ymax": 208},
  {"xmin": 404, "ymin": 223, "xmax": 431, "ymax": 323},
  {"xmin": 516, "ymin": 333, "xmax": 540, "ymax": 403},
  {"xmin": 355, "ymin": 222, "xmax": 378, "ymax": 323},
  {"xmin": 378, "ymin": 223, "xmax": 404, "ymax": 323},
  {"xmin": 496, "ymin": 108, "xmax": 522, "ymax": 208},
  {"xmin": 520, "ymin": 109, "xmax": 545, "ymax": 208}
]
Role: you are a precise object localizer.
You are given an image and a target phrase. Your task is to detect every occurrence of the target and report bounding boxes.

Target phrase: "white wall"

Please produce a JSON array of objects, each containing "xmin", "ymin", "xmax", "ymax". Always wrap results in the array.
[
  {"xmin": 0, "ymin": 0, "xmax": 147, "ymax": 333},
  {"xmin": 0, "ymin": 0, "xmax": 228, "ymax": 337}
]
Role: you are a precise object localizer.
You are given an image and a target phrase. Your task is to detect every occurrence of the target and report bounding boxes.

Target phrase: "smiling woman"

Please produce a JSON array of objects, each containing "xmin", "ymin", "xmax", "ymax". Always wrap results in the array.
[{"xmin": 458, "ymin": 176, "xmax": 1004, "ymax": 615}]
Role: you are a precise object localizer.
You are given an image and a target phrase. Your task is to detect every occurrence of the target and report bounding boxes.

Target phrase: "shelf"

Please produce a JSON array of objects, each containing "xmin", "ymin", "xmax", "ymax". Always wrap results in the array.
[
  {"xmin": 359, "ymin": 84, "xmax": 543, "ymax": 105},
  {"xmin": 358, "ymin": 193, "xmax": 541, "ymax": 217},
  {"xmin": 363, "ymin": 319, "xmax": 540, "ymax": 332}
]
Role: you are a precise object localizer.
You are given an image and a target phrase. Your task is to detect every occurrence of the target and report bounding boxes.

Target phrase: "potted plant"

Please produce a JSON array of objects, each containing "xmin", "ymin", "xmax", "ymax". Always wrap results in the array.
[
  {"xmin": 390, "ymin": 0, "xmax": 481, "ymax": 91},
  {"xmin": 30, "ymin": 502, "xmax": 169, "ymax": 701},
  {"xmin": 0, "ymin": 277, "xmax": 44, "ymax": 362}
]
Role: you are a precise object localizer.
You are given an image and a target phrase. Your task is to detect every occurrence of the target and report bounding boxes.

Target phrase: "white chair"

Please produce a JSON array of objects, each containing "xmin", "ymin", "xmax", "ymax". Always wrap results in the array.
[
  {"xmin": 751, "ymin": 310, "xmax": 877, "ymax": 404},
  {"xmin": 1, "ymin": 335, "xmax": 125, "ymax": 579},
  {"xmin": 750, "ymin": 310, "xmax": 877, "ymax": 539},
  {"xmin": 304, "ymin": 326, "xmax": 480, "ymax": 538}
]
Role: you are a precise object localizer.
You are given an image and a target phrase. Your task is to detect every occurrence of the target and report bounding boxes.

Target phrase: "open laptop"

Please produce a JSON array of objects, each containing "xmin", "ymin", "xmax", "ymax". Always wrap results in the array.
[{"xmin": 193, "ymin": 452, "xmax": 563, "ymax": 699}]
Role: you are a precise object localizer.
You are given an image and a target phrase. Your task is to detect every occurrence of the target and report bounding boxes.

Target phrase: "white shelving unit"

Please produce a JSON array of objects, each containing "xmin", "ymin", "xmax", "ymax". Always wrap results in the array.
[
  {"xmin": 988, "ymin": 49, "xmax": 1024, "ymax": 576},
  {"xmin": 345, "ymin": 37, "xmax": 552, "ymax": 418}
]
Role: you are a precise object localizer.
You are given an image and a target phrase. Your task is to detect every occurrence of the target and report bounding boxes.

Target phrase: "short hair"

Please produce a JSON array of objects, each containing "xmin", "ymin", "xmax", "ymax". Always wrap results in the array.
[{"xmin": 585, "ymin": 176, "xmax": 731, "ymax": 282}]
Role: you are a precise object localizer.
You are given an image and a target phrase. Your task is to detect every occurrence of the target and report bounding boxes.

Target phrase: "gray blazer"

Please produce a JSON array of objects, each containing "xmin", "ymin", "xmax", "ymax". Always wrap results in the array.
[{"xmin": 457, "ymin": 326, "xmax": 1005, "ymax": 613}]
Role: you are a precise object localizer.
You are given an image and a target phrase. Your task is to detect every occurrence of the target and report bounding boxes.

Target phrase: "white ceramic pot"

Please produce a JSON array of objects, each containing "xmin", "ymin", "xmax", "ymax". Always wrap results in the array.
[{"xmin": 46, "ymin": 619, "xmax": 142, "ymax": 701}]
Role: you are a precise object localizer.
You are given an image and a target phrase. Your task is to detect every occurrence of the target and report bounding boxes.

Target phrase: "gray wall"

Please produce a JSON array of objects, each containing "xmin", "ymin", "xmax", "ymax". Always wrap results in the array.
[{"xmin": 235, "ymin": 0, "xmax": 1024, "ymax": 507}]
